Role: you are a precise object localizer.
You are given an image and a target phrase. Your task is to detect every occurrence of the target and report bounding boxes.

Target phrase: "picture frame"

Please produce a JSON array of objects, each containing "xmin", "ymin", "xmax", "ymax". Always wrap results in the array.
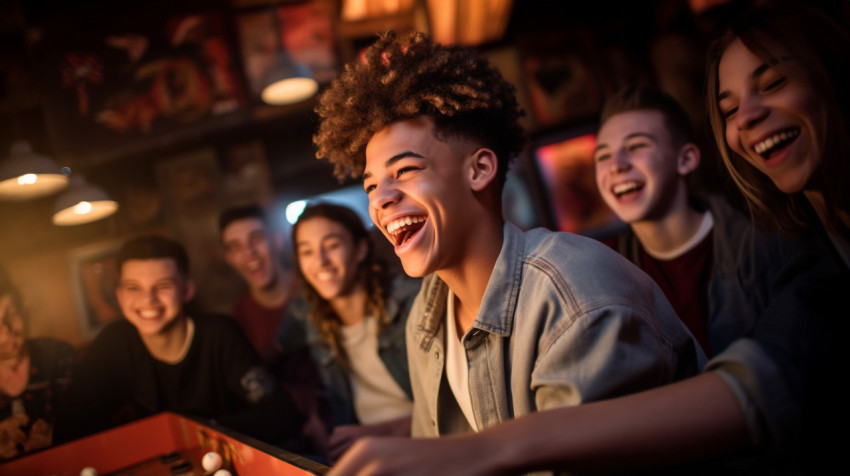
[
  {"xmin": 518, "ymin": 28, "xmax": 607, "ymax": 130},
  {"xmin": 529, "ymin": 125, "xmax": 624, "ymax": 238},
  {"xmin": 235, "ymin": 0, "xmax": 338, "ymax": 102},
  {"xmin": 39, "ymin": 9, "xmax": 248, "ymax": 164},
  {"xmin": 68, "ymin": 240, "xmax": 123, "ymax": 341}
]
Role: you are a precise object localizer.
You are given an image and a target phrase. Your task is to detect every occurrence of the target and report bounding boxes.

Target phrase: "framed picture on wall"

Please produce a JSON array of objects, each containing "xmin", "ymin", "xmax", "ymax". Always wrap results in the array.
[
  {"xmin": 518, "ymin": 28, "xmax": 607, "ymax": 130},
  {"xmin": 529, "ymin": 125, "xmax": 624, "ymax": 239},
  {"xmin": 68, "ymin": 240, "xmax": 123, "ymax": 341},
  {"xmin": 38, "ymin": 9, "xmax": 248, "ymax": 163},
  {"xmin": 235, "ymin": 0, "xmax": 337, "ymax": 102}
]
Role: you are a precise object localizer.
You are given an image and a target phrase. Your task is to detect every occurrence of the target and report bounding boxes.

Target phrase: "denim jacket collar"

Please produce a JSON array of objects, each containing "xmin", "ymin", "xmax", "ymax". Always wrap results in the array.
[{"xmin": 414, "ymin": 222, "xmax": 524, "ymax": 352}]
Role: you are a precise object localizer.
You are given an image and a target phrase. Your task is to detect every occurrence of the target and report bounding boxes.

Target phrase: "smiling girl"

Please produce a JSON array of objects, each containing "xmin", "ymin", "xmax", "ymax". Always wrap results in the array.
[
  {"xmin": 290, "ymin": 202, "xmax": 420, "ymax": 464},
  {"xmin": 707, "ymin": 3, "xmax": 850, "ymax": 266}
]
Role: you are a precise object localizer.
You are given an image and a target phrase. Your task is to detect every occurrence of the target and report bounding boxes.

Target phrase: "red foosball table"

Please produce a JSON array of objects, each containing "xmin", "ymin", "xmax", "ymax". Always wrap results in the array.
[{"xmin": 0, "ymin": 412, "xmax": 328, "ymax": 475}]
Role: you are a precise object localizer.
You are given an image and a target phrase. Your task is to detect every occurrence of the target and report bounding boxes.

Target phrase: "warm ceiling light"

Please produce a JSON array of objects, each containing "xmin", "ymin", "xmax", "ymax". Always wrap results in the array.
[
  {"xmin": 0, "ymin": 140, "xmax": 69, "ymax": 200},
  {"xmin": 260, "ymin": 54, "xmax": 319, "ymax": 106},
  {"xmin": 52, "ymin": 175, "xmax": 118, "ymax": 226}
]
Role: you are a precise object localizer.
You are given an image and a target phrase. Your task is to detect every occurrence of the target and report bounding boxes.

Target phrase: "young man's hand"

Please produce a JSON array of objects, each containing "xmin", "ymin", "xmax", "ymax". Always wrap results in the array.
[
  {"xmin": 328, "ymin": 416, "xmax": 411, "ymax": 463},
  {"xmin": 328, "ymin": 434, "xmax": 496, "ymax": 476}
]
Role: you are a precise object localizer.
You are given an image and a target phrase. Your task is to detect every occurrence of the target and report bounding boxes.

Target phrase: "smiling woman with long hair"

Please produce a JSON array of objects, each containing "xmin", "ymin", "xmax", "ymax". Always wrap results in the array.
[{"xmin": 289, "ymin": 202, "xmax": 420, "ymax": 464}]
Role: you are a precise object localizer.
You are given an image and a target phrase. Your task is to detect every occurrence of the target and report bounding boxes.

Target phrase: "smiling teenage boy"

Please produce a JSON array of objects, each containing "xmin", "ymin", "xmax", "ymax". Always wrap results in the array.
[
  {"xmin": 54, "ymin": 235, "xmax": 302, "ymax": 446},
  {"xmin": 594, "ymin": 86, "xmax": 777, "ymax": 357},
  {"xmin": 313, "ymin": 31, "xmax": 704, "ymax": 472},
  {"xmin": 219, "ymin": 205, "xmax": 300, "ymax": 363}
]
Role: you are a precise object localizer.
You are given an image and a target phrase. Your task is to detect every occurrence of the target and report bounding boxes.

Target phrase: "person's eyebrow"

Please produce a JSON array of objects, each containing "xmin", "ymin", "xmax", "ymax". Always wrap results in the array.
[
  {"xmin": 362, "ymin": 151, "xmax": 425, "ymax": 181},
  {"xmin": 624, "ymin": 132, "xmax": 657, "ymax": 142}
]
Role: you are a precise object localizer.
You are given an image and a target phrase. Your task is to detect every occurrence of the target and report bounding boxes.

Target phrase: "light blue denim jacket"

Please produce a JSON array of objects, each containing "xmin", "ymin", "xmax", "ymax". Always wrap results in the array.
[
  {"xmin": 297, "ymin": 276, "xmax": 421, "ymax": 427},
  {"xmin": 407, "ymin": 223, "xmax": 706, "ymax": 437}
]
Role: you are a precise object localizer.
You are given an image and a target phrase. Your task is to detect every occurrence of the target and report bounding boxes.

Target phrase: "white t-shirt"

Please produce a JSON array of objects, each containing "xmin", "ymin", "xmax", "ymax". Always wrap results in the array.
[
  {"xmin": 339, "ymin": 315, "xmax": 412, "ymax": 425},
  {"xmin": 444, "ymin": 290, "xmax": 479, "ymax": 431}
]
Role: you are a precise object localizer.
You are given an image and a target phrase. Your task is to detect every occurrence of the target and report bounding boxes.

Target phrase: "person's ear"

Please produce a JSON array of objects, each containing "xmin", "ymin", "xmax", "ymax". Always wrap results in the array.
[
  {"xmin": 677, "ymin": 143, "xmax": 701, "ymax": 175},
  {"xmin": 182, "ymin": 279, "xmax": 196, "ymax": 303},
  {"xmin": 468, "ymin": 148, "xmax": 499, "ymax": 192}
]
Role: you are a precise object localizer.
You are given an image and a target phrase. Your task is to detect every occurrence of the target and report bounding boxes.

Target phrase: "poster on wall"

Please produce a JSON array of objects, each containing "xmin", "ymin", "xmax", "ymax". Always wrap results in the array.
[
  {"xmin": 532, "ymin": 129, "xmax": 623, "ymax": 238},
  {"xmin": 235, "ymin": 0, "xmax": 337, "ymax": 102},
  {"xmin": 519, "ymin": 29, "xmax": 607, "ymax": 129},
  {"xmin": 39, "ymin": 11, "xmax": 248, "ymax": 162},
  {"xmin": 68, "ymin": 240, "xmax": 122, "ymax": 341}
]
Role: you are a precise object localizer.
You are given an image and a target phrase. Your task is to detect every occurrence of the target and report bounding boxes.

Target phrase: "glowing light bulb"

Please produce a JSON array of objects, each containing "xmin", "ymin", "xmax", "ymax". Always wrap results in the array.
[
  {"xmin": 74, "ymin": 201, "xmax": 93, "ymax": 214},
  {"xmin": 18, "ymin": 174, "xmax": 37, "ymax": 185}
]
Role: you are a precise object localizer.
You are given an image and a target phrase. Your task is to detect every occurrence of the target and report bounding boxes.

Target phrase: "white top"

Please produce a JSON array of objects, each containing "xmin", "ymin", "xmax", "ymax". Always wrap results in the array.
[
  {"xmin": 444, "ymin": 290, "xmax": 479, "ymax": 431},
  {"xmin": 644, "ymin": 210, "xmax": 714, "ymax": 260},
  {"xmin": 339, "ymin": 315, "xmax": 412, "ymax": 425}
]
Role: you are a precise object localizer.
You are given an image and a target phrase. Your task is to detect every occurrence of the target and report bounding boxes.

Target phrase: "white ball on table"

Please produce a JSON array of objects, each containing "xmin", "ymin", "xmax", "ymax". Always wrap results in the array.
[
  {"xmin": 80, "ymin": 467, "xmax": 98, "ymax": 476},
  {"xmin": 202, "ymin": 451, "xmax": 223, "ymax": 472}
]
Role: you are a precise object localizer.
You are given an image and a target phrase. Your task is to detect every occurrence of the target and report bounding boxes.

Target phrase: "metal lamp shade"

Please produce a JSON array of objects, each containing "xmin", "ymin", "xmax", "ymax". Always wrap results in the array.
[
  {"xmin": 52, "ymin": 176, "xmax": 118, "ymax": 226},
  {"xmin": 0, "ymin": 141, "xmax": 69, "ymax": 200}
]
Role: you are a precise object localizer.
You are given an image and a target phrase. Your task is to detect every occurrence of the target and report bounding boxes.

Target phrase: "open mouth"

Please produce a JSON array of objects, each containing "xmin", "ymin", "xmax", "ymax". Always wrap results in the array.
[
  {"xmin": 139, "ymin": 309, "xmax": 162, "ymax": 320},
  {"xmin": 612, "ymin": 180, "xmax": 644, "ymax": 198},
  {"xmin": 753, "ymin": 128, "xmax": 800, "ymax": 159},
  {"xmin": 387, "ymin": 216, "xmax": 426, "ymax": 247}
]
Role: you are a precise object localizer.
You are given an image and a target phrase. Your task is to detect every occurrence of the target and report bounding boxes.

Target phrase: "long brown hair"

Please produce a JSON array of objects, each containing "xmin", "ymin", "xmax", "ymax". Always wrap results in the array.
[
  {"xmin": 706, "ymin": 4, "xmax": 850, "ymax": 239},
  {"xmin": 292, "ymin": 202, "xmax": 391, "ymax": 368}
]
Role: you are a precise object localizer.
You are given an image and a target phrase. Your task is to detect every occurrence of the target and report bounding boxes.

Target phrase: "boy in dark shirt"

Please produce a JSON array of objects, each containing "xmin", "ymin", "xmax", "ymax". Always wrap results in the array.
[{"xmin": 55, "ymin": 235, "xmax": 302, "ymax": 446}]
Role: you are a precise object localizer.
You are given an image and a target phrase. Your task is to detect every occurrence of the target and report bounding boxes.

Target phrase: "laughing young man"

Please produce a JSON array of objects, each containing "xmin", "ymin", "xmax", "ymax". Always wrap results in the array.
[
  {"xmin": 312, "ymin": 31, "xmax": 705, "ymax": 474},
  {"xmin": 219, "ymin": 205, "xmax": 299, "ymax": 363},
  {"xmin": 54, "ymin": 235, "xmax": 302, "ymax": 447},
  {"xmin": 594, "ymin": 86, "xmax": 777, "ymax": 357}
]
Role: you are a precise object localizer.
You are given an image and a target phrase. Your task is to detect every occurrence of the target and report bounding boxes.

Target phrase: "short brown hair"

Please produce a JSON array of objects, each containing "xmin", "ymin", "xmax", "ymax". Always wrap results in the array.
[
  {"xmin": 600, "ymin": 86, "xmax": 695, "ymax": 148},
  {"xmin": 117, "ymin": 235, "xmax": 189, "ymax": 277}
]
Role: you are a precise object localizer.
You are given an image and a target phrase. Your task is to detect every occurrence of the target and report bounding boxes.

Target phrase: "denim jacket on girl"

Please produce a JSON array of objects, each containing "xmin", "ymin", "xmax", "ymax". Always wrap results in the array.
[{"xmin": 301, "ymin": 276, "xmax": 421, "ymax": 427}]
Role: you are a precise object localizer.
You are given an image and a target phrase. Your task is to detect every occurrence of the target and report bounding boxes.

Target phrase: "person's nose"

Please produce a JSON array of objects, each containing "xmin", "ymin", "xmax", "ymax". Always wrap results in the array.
[
  {"xmin": 146, "ymin": 287, "xmax": 160, "ymax": 304},
  {"xmin": 370, "ymin": 178, "xmax": 402, "ymax": 212},
  {"xmin": 612, "ymin": 148, "xmax": 631, "ymax": 173},
  {"xmin": 735, "ymin": 93, "xmax": 769, "ymax": 131}
]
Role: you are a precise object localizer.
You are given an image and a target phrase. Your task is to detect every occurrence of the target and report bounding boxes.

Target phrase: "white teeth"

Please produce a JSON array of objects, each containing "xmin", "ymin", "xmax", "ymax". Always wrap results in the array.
[
  {"xmin": 386, "ymin": 216, "xmax": 425, "ymax": 235},
  {"xmin": 612, "ymin": 181, "xmax": 641, "ymax": 196},
  {"xmin": 754, "ymin": 129, "xmax": 799, "ymax": 155},
  {"xmin": 317, "ymin": 271, "xmax": 334, "ymax": 281},
  {"xmin": 140, "ymin": 310, "xmax": 160, "ymax": 318}
]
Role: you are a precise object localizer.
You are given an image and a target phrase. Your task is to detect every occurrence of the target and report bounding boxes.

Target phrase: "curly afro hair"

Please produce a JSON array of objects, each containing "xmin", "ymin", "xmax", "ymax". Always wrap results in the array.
[{"xmin": 313, "ymin": 30, "xmax": 526, "ymax": 186}]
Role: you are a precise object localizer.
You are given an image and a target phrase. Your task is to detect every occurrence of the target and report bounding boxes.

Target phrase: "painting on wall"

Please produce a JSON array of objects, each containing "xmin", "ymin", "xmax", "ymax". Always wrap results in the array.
[
  {"xmin": 235, "ymin": 0, "xmax": 338, "ymax": 102},
  {"xmin": 518, "ymin": 29, "xmax": 608, "ymax": 130},
  {"xmin": 68, "ymin": 240, "xmax": 123, "ymax": 341},
  {"xmin": 531, "ymin": 127, "xmax": 623, "ymax": 238},
  {"xmin": 39, "ymin": 11, "xmax": 248, "ymax": 162}
]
